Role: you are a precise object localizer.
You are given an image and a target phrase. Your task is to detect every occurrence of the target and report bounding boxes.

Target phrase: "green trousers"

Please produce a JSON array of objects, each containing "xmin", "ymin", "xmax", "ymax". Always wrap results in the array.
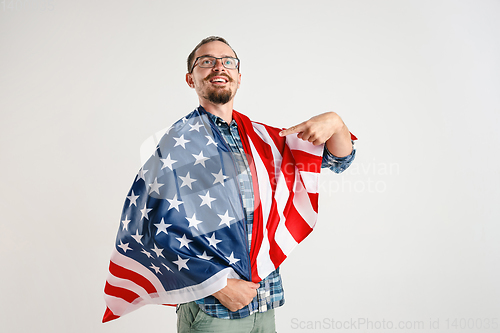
[{"xmin": 177, "ymin": 301, "xmax": 276, "ymax": 333}]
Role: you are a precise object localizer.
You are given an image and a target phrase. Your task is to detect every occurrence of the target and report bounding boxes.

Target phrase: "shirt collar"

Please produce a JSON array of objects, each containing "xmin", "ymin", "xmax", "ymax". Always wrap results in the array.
[{"xmin": 198, "ymin": 105, "xmax": 237, "ymax": 128}]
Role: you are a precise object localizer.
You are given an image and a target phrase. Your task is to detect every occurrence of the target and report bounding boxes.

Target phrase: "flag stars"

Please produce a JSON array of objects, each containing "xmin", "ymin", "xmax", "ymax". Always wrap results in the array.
[
  {"xmin": 141, "ymin": 249, "xmax": 154, "ymax": 259},
  {"xmin": 192, "ymin": 151, "xmax": 210, "ymax": 167},
  {"xmin": 218, "ymin": 210, "xmax": 235, "ymax": 228},
  {"xmin": 173, "ymin": 255, "xmax": 189, "ymax": 271},
  {"xmin": 206, "ymin": 233, "xmax": 222, "ymax": 249},
  {"xmin": 173, "ymin": 134, "xmax": 190, "ymax": 149},
  {"xmin": 132, "ymin": 229, "xmax": 144, "ymax": 245},
  {"xmin": 167, "ymin": 194, "xmax": 184, "ymax": 211},
  {"xmin": 226, "ymin": 252, "xmax": 240, "ymax": 265},
  {"xmin": 149, "ymin": 263, "xmax": 162, "ymax": 275},
  {"xmin": 149, "ymin": 177, "xmax": 164, "ymax": 195},
  {"xmin": 154, "ymin": 218, "xmax": 172, "ymax": 235},
  {"xmin": 189, "ymin": 121, "xmax": 203, "ymax": 132},
  {"xmin": 140, "ymin": 203, "xmax": 153, "ymax": 220},
  {"xmin": 199, "ymin": 191, "xmax": 216, "ymax": 208},
  {"xmin": 151, "ymin": 244, "xmax": 165, "ymax": 258},
  {"xmin": 186, "ymin": 213, "xmax": 203, "ymax": 230},
  {"xmin": 176, "ymin": 234, "xmax": 193, "ymax": 250},
  {"xmin": 179, "ymin": 172, "xmax": 197, "ymax": 189},
  {"xmin": 136, "ymin": 167, "xmax": 148, "ymax": 182},
  {"xmin": 162, "ymin": 263, "xmax": 173, "ymax": 273},
  {"xmin": 212, "ymin": 169, "xmax": 228, "ymax": 186},
  {"xmin": 121, "ymin": 216, "xmax": 131, "ymax": 231},
  {"xmin": 197, "ymin": 251, "xmax": 213, "ymax": 261},
  {"xmin": 118, "ymin": 240, "xmax": 132, "ymax": 253},
  {"xmin": 127, "ymin": 190, "xmax": 139, "ymax": 207},
  {"xmin": 161, "ymin": 153, "xmax": 177, "ymax": 171},
  {"xmin": 205, "ymin": 135, "xmax": 217, "ymax": 146}
]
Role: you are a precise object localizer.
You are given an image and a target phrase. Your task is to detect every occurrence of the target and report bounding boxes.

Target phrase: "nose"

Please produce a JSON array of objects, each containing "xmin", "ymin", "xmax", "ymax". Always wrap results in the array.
[{"xmin": 212, "ymin": 58, "xmax": 226, "ymax": 71}]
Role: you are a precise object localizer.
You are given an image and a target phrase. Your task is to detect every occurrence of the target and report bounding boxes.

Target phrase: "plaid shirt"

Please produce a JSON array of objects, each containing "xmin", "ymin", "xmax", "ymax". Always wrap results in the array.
[{"xmin": 195, "ymin": 109, "xmax": 356, "ymax": 319}]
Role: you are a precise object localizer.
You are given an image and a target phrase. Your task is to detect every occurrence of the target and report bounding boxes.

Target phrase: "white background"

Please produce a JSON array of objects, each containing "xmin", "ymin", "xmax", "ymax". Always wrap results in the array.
[{"xmin": 1, "ymin": 1, "xmax": 499, "ymax": 332}]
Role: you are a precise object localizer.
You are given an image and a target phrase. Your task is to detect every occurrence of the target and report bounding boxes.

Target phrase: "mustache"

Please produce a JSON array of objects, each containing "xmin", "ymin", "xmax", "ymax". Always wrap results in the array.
[{"xmin": 204, "ymin": 73, "xmax": 233, "ymax": 83}]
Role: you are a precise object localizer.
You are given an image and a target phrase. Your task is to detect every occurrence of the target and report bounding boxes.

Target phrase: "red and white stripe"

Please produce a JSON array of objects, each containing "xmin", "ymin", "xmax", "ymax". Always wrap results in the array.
[
  {"xmin": 103, "ymin": 248, "xmax": 235, "ymax": 323},
  {"xmin": 233, "ymin": 112, "xmax": 323, "ymax": 282}
]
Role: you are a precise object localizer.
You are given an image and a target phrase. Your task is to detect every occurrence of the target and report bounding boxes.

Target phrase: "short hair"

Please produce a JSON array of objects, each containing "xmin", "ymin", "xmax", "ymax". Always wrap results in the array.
[{"xmin": 187, "ymin": 36, "xmax": 238, "ymax": 73}]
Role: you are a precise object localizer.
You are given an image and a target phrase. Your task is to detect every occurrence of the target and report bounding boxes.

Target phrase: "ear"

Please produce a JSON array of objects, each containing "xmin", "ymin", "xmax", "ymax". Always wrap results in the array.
[
  {"xmin": 186, "ymin": 73, "xmax": 195, "ymax": 88},
  {"xmin": 237, "ymin": 72, "xmax": 241, "ymax": 89}
]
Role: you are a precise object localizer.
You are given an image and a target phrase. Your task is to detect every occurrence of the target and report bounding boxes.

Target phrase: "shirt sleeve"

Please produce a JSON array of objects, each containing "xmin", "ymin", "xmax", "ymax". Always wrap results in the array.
[{"xmin": 321, "ymin": 141, "xmax": 356, "ymax": 173}]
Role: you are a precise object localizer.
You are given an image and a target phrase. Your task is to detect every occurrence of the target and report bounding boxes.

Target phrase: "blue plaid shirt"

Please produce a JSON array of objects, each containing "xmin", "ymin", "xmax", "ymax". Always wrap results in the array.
[{"xmin": 195, "ymin": 109, "xmax": 356, "ymax": 319}]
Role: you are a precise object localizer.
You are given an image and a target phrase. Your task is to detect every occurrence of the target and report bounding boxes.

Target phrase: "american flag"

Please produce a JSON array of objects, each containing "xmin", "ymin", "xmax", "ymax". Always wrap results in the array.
[{"xmin": 103, "ymin": 107, "xmax": 324, "ymax": 323}]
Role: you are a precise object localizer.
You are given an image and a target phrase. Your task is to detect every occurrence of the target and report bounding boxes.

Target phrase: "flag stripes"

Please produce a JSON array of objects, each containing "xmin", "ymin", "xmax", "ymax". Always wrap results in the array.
[{"xmin": 232, "ymin": 111, "xmax": 323, "ymax": 283}]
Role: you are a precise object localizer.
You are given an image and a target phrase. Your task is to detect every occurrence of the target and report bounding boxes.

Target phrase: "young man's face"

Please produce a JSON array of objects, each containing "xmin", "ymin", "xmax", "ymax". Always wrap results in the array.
[{"xmin": 186, "ymin": 41, "xmax": 241, "ymax": 105}]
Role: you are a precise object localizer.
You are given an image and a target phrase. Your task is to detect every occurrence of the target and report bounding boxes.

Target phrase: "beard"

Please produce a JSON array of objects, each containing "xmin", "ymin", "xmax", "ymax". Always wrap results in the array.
[
  {"xmin": 201, "ymin": 72, "xmax": 235, "ymax": 105},
  {"xmin": 206, "ymin": 87, "xmax": 233, "ymax": 105}
]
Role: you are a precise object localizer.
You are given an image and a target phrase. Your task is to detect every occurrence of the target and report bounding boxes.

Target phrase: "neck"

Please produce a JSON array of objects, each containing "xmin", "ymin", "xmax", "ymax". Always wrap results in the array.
[{"xmin": 199, "ymin": 99, "xmax": 234, "ymax": 124}]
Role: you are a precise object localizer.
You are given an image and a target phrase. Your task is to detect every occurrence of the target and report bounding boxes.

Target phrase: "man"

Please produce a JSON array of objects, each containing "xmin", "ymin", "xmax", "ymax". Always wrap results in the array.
[
  {"xmin": 102, "ymin": 36, "xmax": 355, "ymax": 332},
  {"xmin": 176, "ymin": 37, "xmax": 355, "ymax": 332}
]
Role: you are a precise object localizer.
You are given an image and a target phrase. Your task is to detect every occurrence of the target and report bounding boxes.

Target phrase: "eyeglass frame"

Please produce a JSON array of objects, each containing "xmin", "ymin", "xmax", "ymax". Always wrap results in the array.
[{"xmin": 190, "ymin": 56, "xmax": 240, "ymax": 73}]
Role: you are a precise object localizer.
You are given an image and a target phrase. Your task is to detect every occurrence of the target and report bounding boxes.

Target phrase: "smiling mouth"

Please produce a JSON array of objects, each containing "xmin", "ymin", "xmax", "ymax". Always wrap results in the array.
[
  {"xmin": 209, "ymin": 77, "xmax": 228, "ymax": 84},
  {"xmin": 206, "ymin": 73, "xmax": 232, "ymax": 84}
]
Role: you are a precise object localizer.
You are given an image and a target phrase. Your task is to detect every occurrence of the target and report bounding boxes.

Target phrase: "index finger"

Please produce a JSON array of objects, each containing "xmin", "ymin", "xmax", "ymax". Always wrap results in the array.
[{"xmin": 279, "ymin": 122, "xmax": 306, "ymax": 137}]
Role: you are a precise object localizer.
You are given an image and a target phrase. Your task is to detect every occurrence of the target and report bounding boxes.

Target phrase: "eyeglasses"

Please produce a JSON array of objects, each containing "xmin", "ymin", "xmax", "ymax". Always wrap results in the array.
[{"xmin": 191, "ymin": 56, "xmax": 240, "ymax": 73}]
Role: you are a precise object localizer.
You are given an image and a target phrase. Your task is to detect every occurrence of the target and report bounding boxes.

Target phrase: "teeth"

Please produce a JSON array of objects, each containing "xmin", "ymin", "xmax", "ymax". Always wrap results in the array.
[{"xmin": 212, "ymin": 78, "xmax": 226, "ymax": 82}]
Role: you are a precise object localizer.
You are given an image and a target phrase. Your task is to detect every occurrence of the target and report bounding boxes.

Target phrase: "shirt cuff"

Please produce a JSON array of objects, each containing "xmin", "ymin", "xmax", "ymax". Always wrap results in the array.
[{"xmin": 321, "ymin": 141, "xmax": 356, "ymax": 173}]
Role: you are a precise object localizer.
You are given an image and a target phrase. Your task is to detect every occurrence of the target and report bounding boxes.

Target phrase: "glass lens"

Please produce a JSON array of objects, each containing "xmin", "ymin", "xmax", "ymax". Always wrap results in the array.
[
  {"xmin": 198, "ymin": 56, "xmax": 216, "ymax": 67},
  {"xmin": 222, "ymin": 57, "xmax": 237, "ymax": 69}
]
